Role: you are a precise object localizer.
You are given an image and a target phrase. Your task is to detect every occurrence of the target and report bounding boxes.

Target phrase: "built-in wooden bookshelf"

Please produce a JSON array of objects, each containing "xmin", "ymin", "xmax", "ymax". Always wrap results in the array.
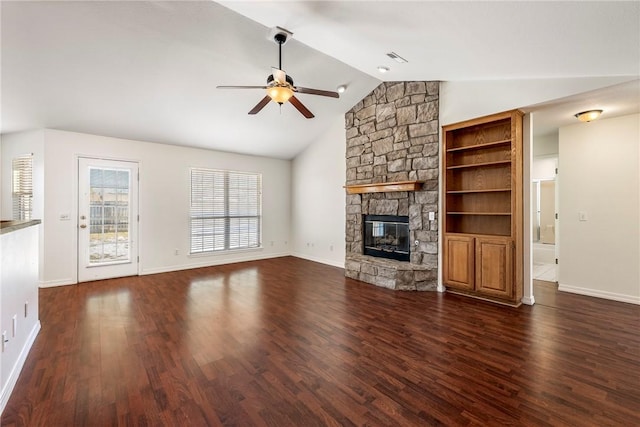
[{"xmin": 442, "ymin": 110, "xmax": 523, "ymax": 305}]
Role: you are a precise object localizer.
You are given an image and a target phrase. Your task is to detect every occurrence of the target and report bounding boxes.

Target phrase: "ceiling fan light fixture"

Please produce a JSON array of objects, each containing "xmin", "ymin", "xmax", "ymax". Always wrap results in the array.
[
  {"xmin": 575, "ymin": 109, "xmax": 603, "ymax": 122},
  {"xmin": 267, "ymin": 85, "xmax": 294, "ymax": 104}
]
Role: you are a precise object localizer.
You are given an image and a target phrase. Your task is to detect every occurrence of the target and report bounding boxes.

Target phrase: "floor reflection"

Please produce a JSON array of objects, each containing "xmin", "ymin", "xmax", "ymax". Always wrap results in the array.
[{"xmin": 186, "ymin": 267, "xmax": 262, "ymax": 362}]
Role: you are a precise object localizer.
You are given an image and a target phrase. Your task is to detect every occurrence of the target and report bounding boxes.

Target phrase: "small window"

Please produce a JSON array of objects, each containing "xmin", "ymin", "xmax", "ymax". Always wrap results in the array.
[
  {"xmin": 12, "ymin": 154, "xmax": 33, "ymax": 220},
  {"xmin": 190, "ymin": 168, "xmax": 261, "ymax": 254}
]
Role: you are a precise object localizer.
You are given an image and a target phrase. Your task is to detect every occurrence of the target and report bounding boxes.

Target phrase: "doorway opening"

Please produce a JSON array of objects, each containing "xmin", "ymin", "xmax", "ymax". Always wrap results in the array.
[{"xmin": 531, "ymin": 147, "xmax": 558, "ymax": 283}]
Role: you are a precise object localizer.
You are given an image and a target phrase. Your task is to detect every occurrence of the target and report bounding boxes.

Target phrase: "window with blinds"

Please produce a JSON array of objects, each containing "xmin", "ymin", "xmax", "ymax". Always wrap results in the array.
[
  {"xmin": 190, "ymin": 168, "xmax": 262, "ymax": 254},
  {"xmin": 12, "ymin": 154, "xmax": 33, "ymax": 220}
]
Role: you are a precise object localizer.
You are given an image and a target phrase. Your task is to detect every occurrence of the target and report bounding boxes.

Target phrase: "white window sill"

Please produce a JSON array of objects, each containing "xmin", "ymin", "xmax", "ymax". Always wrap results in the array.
[{"xmin": 188, "ymin": 246, "xmax": 264, "ymax": 258}]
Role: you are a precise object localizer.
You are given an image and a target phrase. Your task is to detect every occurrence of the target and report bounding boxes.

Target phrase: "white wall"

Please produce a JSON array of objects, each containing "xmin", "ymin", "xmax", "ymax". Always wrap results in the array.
[
  {"xmin": 558, "ymin": 113, "xmax": 639, "ymax": 303},
  {"xmin": 533, "ymin": 133, "xmax": 559, "ymax": 157},
  {"xmin": 291, "ymin": 116, "xmax": 346, "ymax": 267},
  {"xmin": 21, "ymin": 129, "xmax": 291, "ymax": 286},
  {"xmin": 532, "ymin": 156, "xmax": 557, "ymax": 181},
  {"xmin": 440, "ymin": 76, "xmax": 635, "ymax": 126},
  {"xmin": 0, "ymin": 224, "xmax": 40, "ymax": 413},
  {"xmin": 1, "ymin": 131, "xmax": 46, "ymax": 281}
]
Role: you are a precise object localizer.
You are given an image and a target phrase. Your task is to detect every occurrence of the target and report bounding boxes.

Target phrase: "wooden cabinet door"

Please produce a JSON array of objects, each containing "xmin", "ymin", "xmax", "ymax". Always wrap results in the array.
[
  {"xmin": 443, "ymin": 235, "xmax": 475, "ymax": 291},
  {"xmin": 475, "ymin": 237, "xmax": 513, "ymax": 299}
]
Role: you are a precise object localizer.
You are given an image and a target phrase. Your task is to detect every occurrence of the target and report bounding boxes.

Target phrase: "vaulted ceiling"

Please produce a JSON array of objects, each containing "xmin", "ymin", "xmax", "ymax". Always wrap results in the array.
[{"xmin": 2, "ymin": 1, "xmax": 638, "ymax": 159}]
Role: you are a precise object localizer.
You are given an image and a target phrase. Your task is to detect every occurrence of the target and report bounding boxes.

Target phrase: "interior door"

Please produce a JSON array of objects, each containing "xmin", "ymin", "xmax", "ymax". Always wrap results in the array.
[{"xmin": 78, "ymin": 158, "xmax": 139, "ymax": 282}]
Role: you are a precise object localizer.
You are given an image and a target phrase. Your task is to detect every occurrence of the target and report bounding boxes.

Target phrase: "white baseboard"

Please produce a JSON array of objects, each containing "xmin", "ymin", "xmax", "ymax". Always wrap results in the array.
[
  {"xmin": 521, "ymin": 295, "xmax": 536, "ymax": 306},
  {"xmin": 140, "ymin": 251, "xmax": 291, "ymax": 276},
  {"xmin": 558, "ymin": 283, "xmax": 640, "ymax": 305},
  {"xmin": 39, "ymin": 278, "xmax": 75, "ymax": 288},
  {"xmin": 39, "ymin": 252, "xmax": 344, "ymax": 284},
  {"xmin": 0, "ymin": 321, "xmax": 41, "ymax": 416},
  {"xmin": 291, "ymin": 252, "xmax": 345, "ymax": 269}
]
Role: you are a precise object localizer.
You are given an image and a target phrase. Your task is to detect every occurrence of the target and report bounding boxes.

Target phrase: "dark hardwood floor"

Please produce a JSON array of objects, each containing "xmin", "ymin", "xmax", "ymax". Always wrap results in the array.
[{"xmin": 3, "ymin": 257, "xmax": 639, "ymax": 426}]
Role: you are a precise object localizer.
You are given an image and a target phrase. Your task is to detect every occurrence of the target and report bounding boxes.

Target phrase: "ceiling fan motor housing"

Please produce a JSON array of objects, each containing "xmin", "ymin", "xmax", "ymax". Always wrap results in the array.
[
  {"xmin": 267, "ymin": 74, "xmax": 294, "ymax": 86},
  {"xmin": 268, "ymin": 26, "xmax": 293, "ymax": 45}
]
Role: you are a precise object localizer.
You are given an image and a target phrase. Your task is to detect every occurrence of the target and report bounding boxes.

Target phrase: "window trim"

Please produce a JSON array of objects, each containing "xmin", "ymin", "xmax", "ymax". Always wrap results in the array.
[
  {"xmin": 12, "ymin": 154, "xmax": 34, "ymax": 221},
  {"xmin": 189, "ymin": 167, "xmax": 262, "ymax": 255}
]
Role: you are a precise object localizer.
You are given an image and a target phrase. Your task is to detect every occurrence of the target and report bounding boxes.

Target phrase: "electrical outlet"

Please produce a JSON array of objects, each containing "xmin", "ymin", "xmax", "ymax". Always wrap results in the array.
[
  {"xmin": 428, "ymin": 211, "xmax": 435, "ymax": 221},
  {"xmin": 174, "ymin": 248, "xmax": 180, "ymax": 255}
]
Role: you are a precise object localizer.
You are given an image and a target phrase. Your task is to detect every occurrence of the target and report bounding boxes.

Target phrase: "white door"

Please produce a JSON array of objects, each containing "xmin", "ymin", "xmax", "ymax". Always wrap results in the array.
[{"xmin": 78, "ymin": 158, "xmax": 139, "ymax": 282}]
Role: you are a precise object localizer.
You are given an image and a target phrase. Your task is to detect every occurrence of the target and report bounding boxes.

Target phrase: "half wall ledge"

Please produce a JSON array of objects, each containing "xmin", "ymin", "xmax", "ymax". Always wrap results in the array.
[{"xmin": 344, "ymin": 180, "xmax": 423, "ymax": 194}]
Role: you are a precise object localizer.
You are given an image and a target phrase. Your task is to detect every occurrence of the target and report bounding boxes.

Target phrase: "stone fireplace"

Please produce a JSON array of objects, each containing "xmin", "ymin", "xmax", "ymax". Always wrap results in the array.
[{"xmin": 345, "ymin": 81, "xmax": 439, "ymax": 291}]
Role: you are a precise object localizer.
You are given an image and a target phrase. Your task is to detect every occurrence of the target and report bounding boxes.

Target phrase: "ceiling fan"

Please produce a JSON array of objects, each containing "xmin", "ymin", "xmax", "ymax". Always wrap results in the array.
[{"xmin": 216, "ymin": 28, "xmax": 339, "ymax": 119}]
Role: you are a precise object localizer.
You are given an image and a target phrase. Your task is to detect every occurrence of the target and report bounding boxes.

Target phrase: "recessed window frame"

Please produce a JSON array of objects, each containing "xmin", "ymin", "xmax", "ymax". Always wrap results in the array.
[
  {"xmin": 189, "ymin": 168, "xmax": 262, "ymax": 255},
  {"xmin": 12, "ymin": 154, "xmax": 34, "ymax": 221}
]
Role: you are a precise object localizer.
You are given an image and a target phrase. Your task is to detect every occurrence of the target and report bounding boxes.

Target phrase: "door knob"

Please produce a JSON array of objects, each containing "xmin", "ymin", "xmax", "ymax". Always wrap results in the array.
[{"xmin": 80, "ymin": 224, "xmax": 87, "ymax": 229}]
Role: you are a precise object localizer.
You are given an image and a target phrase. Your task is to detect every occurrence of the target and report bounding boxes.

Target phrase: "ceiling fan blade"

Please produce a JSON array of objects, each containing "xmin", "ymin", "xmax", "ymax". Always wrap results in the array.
[
  {"xmin": 217, "ymin": 85, "xmax": 268, "ymax": 90},
  {"xmin": 295, "ymin": 87, "xmax": 340, "ymax": 98},
  {"xmin": 272, "ymin": 68, "xmax": 287, "ymax": 84},
  {"xmin": 289, "ymin": 96, "xmax": 314, "ymax": 119},
  {"xmin": 248, "ymin": 96, "xmax": 272, "ymax": 115}
]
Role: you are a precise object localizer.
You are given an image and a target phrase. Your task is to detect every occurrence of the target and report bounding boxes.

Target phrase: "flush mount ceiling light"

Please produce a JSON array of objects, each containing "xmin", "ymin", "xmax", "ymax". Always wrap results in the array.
[
  {"xmin": 575, "ymin": 109, "xmax": 603, "ymax": 122},
  {"xmin": 377, "ymin": 66, "xmax": 390, "ymax": 73},
  {"xmin": 337, "ymin": 85, "xmax": 347, "ymax": 94}
]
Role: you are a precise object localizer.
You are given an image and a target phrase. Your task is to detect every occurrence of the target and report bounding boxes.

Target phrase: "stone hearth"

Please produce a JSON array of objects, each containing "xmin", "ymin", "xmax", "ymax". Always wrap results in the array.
[{"xmin": 344, "ymin": 81, "xmax": 439, "ymax": 290}]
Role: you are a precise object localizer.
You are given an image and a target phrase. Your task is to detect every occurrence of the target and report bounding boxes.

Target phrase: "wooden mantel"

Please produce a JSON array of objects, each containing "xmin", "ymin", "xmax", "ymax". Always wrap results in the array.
[{"xmin": 344, "ymin": 180, "xmax": 423, "ymax": 194}]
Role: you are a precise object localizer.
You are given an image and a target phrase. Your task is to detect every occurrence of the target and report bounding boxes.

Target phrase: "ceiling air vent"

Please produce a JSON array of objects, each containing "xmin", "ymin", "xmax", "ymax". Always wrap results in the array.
[{"xmin": 386, "ymin": 52, "xmax": 408, "ymax": 63}]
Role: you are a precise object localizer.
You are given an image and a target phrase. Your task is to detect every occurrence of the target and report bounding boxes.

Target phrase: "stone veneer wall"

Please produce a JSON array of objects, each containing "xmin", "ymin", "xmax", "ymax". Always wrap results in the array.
[{"xmin": 345, "ymin": 81, "xmax": 439, "ymax": 291}]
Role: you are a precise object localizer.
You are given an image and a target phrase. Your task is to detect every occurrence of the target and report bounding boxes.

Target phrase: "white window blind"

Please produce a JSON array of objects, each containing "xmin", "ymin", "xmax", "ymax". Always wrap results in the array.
[
  {"xmin": 190, "ymin": 168, "xmax": 261, "ymax": 254},
  {"xmin": 12, "ymin": 154, "xmax": 33, "ymax": 220}
]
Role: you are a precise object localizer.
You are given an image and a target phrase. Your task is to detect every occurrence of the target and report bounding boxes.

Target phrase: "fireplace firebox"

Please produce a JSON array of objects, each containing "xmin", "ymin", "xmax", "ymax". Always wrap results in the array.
[{"xmin": 363, "ymin": 215, "xmax": 410, "ymax": 261}]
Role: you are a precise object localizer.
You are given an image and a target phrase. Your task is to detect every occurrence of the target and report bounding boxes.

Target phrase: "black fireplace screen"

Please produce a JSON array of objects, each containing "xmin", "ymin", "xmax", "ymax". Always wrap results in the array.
[{"xmin": 363, "ymin": 215, "xmax": 410, "ymax": 261}]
